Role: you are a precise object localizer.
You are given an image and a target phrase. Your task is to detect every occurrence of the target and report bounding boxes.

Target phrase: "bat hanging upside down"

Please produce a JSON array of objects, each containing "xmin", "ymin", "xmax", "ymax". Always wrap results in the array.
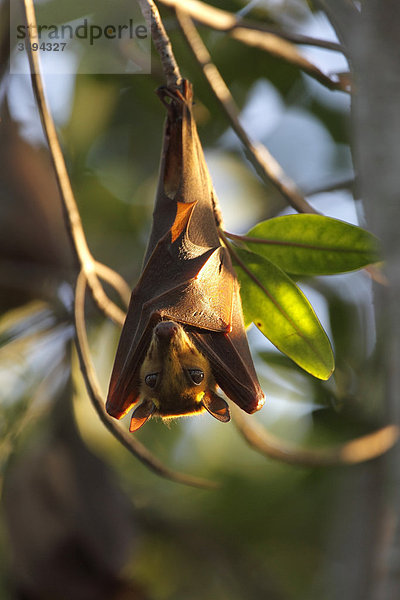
[{"xmin": 106, "ymin": 80, "xmax": 264, "ymax": 431}]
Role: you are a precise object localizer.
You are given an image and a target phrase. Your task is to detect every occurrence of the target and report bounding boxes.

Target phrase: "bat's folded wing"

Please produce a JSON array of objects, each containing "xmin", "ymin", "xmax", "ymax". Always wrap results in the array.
[
  {"xmin": 106, "ymin": 242, "xmax": 235, "ymax": 419},
  {"xmin": 191, "ymin": 279, "xmax": 265, "ymax": 415}
]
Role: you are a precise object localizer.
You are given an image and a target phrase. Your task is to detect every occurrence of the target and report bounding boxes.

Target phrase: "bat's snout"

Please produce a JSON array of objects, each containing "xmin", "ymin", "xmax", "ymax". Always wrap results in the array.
[{"xmin": 155, "ymin": 321, "xmax": 179, "ymax": 342}]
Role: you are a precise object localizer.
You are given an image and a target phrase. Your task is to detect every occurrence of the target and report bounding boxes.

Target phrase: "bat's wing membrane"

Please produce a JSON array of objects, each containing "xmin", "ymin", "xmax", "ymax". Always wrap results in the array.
[{"xmin": 192, "ymin": 279, "xmax": 265, "ymax": 415}]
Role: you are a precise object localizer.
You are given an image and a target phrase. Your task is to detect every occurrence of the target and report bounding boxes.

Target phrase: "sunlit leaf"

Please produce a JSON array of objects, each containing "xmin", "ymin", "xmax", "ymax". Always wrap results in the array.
[
  {"xmin": 244, "ymin": 214, "xmax": 380, "ymax": 275},
  {"xmin": 235, "ymin": 249, "xmax": 334, "ymax": 380}
]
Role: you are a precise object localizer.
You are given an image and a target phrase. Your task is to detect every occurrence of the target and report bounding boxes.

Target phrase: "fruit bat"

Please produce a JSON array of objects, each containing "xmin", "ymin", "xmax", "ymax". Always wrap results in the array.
[{"xmin": 106, "ymin": 80, "xmax": 264, "ymax": 431}]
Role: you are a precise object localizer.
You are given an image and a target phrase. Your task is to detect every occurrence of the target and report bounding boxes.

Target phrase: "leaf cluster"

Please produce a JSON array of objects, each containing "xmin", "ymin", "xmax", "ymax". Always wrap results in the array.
[{"xmin": 230, "ymin": 214, "xmax": 380, "ymax": 379}]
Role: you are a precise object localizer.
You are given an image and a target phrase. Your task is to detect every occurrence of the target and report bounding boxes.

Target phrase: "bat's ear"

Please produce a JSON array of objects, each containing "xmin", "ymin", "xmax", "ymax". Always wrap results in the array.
[
  {"xmin": 129, "ymin": 399, "xmax": 156, "ymax": 432},
  {"xmin": 202, "ymin": 391, "xmax": 230, "ymax": 423}
]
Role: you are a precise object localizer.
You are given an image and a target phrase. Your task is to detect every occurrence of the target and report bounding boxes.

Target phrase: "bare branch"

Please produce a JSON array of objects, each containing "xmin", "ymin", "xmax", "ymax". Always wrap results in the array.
[
  {"xmin": 314, "ymin": 0, "xmax": 359, "ymax": 52},
  {"xmin": 232, "ymin": 404, "xmax": 399, "ymax": 467},
  {"xmin": 234, "ymin": 23, "xmax": 342, "ymax": 53},
  {"xmin": 137, "ymin": 0, "xmax": 182, "ymax": 87},
  {"xmin": 303, "ymin": 176, "xmax": 355, "ymax": 197},
  {"xmin": 74, "ymin": 269, "xmax": 217, "ymax": 489},
  {"xmin": 230, "ymin": 28, "xmax": 344, "ymax": 91},
  {"xmin": 160, "ymin": 0, "xmax": 347, "ymax": 91},
  {"xmin": 21, "ymin": 0, "xmax": 127, "ymax": 326},
  {"xmin": 94, "ymin": 261, "xmax": 131, "ymax": 315},
  {"xmin": 176, "ymin": 10, "xmax": 317, "ymax": 214},
  {"xmin": 159, "ymin": 0, "xmax": 343, "ymax": 51}
]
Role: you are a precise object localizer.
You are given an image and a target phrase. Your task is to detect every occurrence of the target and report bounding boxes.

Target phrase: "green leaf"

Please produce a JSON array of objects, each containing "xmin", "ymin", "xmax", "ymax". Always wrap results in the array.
[
  {"xmin": 244, "ymin": 214, "xmax": 381, "ymax": 275},
  {"xmin": 235, "ymin": 249, "xmax": 334, "ymax": 380}
]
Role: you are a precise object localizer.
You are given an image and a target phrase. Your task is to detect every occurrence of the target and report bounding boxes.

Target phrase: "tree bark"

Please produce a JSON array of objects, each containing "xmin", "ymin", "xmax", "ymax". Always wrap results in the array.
[
  {"xmin": 319, "ymin": 2, "xmax": 400, "ymax": 598},
  {"xmin": 351, "ymin": 2, "xmax": 400, "ymax": 597}
]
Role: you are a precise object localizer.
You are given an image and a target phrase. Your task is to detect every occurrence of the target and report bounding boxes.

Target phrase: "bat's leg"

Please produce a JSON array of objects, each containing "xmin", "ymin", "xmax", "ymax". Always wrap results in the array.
[{"xmin": 156, "ymin": 81, "xmax": 189, "ymax": 108}]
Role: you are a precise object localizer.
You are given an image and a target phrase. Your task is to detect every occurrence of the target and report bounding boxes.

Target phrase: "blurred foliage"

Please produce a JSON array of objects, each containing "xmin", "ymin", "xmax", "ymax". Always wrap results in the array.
[{"xmin": 0, "ymin": 0, "xmax": 387, "ymax": 599}]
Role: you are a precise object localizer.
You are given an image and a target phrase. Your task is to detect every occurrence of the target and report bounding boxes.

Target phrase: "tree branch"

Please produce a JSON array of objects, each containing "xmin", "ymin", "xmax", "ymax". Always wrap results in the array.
[
  {"xmin": 94, "ymin": 262, "xmax": 131, "ymax": 311},
  {"xmin": 176, "ymin": 10, "xmax": 317, "ymax": 214},
  {"xmin": 137, "ymin": 0, "xmax": 182, "ymax": 87},
  {"xmin": 21, "ymin": 0, "xmax": 127, "ymax": 326},
  {"xmin": 160, "ymin": 0, "xmax": 347, "ymax": 91},
  {"xmin": 232, "ymin": 404, "xmax": 399, "ymax": 467},
  {"xmin": 159, "ymin": 0, "xmax": 343, "ymax": 51},
  {"xmin": 228, "ymin": 27, "xmax": 346, "ymax": 91}
]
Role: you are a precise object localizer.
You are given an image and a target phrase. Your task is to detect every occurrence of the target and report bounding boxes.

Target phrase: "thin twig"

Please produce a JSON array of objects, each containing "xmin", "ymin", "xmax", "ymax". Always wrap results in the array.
[
  {"xmin": 159, "ymin": 0, "xmax": 343, "ymax": 51},
  {"xmin": 232, "ymin": 404, "xmax": 400, "ymax": 467},
  {"xmin": 22, "ymin": 0, "xmax": 126, "ymax": 326},
  {"xmin": 229, "ymin": 27, "xmax": 345, "ymax": 91},
  {"xmin": 303, "ymin": 176, "xmax": 355, "ymax": 197},
  {"xmin": 137, "ymin": 0, "xmax": 182, "ymax": 87},
  {"xmin": 160, "ymin": 0, "xmax": 346, "ymax": 91},
  {"xmin": 175, "ymin": 10, "xmax": 317, "ymax": 215},
  {"xmin": 234, "ymin": 23, "xmax": 341, "ymax": 53},
  {"xmin": 313, "ymin": 0, "xmax": 358, "ymax": 53},
  {"xmin": 94, "ymin": 261, "xmax": 131, "ymax": 315},
  {"xmin": 74, "ymin": 269, "xmax": 218, "ymax": 489}
]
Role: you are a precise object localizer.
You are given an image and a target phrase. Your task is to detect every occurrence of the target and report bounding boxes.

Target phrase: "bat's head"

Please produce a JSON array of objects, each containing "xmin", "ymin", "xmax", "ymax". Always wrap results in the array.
[{"xmin": 129, "ymin": 320, "xmax": 230, "ymax": 431}]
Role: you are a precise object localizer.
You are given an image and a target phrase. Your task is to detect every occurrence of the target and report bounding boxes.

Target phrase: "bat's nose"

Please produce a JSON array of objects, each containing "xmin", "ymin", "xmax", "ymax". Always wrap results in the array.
[{"xmin": 155, "ymin": 321, "xmax": 179, "ymax": 341}]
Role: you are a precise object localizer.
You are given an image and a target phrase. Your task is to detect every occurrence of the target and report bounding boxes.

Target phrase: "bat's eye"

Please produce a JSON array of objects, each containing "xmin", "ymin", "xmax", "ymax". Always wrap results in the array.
[
  {"xmin": 188, "ymin": 369, "xmax": 204, "ymax": 385},
  {"xmin": 145, "ymin": 373, "xmax": 158, "ymax": 388}
]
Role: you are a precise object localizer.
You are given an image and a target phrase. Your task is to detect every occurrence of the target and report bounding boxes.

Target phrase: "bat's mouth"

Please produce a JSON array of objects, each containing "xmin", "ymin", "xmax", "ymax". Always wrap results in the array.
[{"xmin": 155, "ymin": 399, "xmax": 205, "ymax": 418}]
